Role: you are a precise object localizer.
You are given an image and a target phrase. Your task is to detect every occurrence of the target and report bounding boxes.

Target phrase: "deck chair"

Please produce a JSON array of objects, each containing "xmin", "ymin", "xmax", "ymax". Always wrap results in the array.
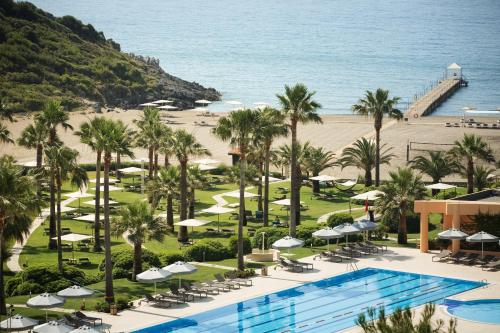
[{"xmin": 432, "ymin": 250, "xmax": 451, "ymax": 262}]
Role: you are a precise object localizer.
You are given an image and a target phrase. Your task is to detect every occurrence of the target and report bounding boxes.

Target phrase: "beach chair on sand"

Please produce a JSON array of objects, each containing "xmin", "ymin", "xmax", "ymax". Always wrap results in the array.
[
  {"xmin": 432, "ymin": 249, "xmax": 451, "ymax": 262},
  {"xmin": 143, "ymin": 294, "xmax": 171, "ymax": 308}
]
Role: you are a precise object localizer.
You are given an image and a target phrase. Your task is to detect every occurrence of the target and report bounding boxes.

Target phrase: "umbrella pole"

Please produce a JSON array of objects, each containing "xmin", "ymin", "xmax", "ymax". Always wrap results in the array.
[
  {"xmin": 179, "ymin": 277, "xmax": 181, "ymax": 289},
  {"xmin": 327, "ymin": 239, "xmax": 330, "ymax": 251},
  {"xmin": 154, "ymin": 282, "xmax": 157, "ymax": 295},
  {"xmin": 481, "ymin": 242, "xmax": 484, "ymax": 259}
]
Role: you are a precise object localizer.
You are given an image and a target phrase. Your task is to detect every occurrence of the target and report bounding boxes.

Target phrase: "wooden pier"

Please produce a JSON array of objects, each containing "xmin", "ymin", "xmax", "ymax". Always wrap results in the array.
[{"xmin": 405, "ymin": 63, "xmax": 468, "ymax": 118}]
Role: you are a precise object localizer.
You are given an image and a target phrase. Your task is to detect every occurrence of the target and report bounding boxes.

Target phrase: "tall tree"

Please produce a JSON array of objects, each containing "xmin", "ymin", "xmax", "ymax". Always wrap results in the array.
[
  {"xmin": 0, "ymin": 123, "xmax": 13, "ymax": 144},
  {"xmin": 0, "ymin": 98, "xmax": 15, "ymax": 144},
  {"xmin": 303, "ymin": 146, "xmax": 336, "ymax": 193},
  {"xmin": 409, "ymin": 151, "xmax": 458, "ymax": 195},
  {"xmin": 277, "ymin": 83, "xmax": 322, "ymax": 235},
  {"xmin": 339, "ymin": 138, "xmax": 394, "ymax": 187},
  {"xmin": 449, "ymin": 133, "xmax": 495, "ymax": 194},
  {"xmin": 213, "ymin": 109, "xmax": 260, "ymax": 270},
  {"xmin": 134, "ymin": 108, "xmax": 161, "ymax": 179},
  {"xmin": 376, "ymin": 167, "xmax": 426, "ymax": 244},
  {"xmin": 44, "ymin": 146, "xmax": 87, "ymax": 273},
  {"xmin": 473, "ymin": 165, "xmax": 495, "ymax": 192},
  {"xmin": 0, "ymin": 156, "xmax": 41, "ymax": 314},
  {"xmin": 147, "ymin": 166, "xmax": 180, "ymax": 231},
  {"xmin": 115, "ymin": 122, "xmax": 136, "ymax": 181},
  {"xmin": 36, "ymin": 100, "xmax": 73, "ymax": 250},
  {"xmin": 352, "ymin": 89, "xmax": 402, "ymax": 186},
  {"xmin": 171, "ymin": 129, "xmax": 209, "ymax": 242},
  {"xmin": 112, "ymin": 201, "xmax": 165, "ymax": 280}
]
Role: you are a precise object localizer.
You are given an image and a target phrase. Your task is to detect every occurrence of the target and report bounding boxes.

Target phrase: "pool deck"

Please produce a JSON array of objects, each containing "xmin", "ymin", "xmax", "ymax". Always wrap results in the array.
[{"xmin": 97, "ymin": 247, "xmax": 500, "ymax": 333}]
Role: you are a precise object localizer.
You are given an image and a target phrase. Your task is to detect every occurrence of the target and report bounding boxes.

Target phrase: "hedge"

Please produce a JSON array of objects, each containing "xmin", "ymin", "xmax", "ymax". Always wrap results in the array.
[
  {"xmin": 228, "ymin": 236, "xmax": 252, "ymax": 256},
  {"xmin": 326, "ymin": 213, "xmax": 354, "ymax": 228},
  {"xmin": 99, "ymin": 249, "xmax": 161, "ymax": 272},
  {"xmin": 183, "ymin": 240, "xmax": 231, "ymax": 262}
]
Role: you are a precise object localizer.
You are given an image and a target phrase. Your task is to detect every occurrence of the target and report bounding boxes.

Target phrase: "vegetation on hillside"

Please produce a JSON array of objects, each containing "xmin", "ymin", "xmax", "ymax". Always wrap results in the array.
[{"xmin": 0, "ymin": 0, "xmax": 219, "ymax": 112}]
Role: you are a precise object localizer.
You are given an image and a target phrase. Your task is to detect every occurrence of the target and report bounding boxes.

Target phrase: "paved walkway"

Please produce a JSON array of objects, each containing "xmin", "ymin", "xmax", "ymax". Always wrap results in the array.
[
  {"xmin": 6, "ymin": 188, "xmax": 87, "ymax": 272},
  {"xmin": 317, "ymin": 207, "xmax": 365, "ymax": 223}
]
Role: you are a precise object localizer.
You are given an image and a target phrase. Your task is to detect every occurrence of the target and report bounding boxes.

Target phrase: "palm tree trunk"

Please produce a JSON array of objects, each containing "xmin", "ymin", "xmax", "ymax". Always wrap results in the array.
[
  {"xmin": 364, "ymin": 168, "xmax": 372, "ymax": 187},
  {"xmin": 263, "ymin": 146, "xmax": 271, "ymax": 227},
  {"xmin": 467, "ymin": 159, "xmax": 474, "ymax": 194},
  {"xmin": 397, "ymin": 203, "xmax": 408, "ymax": 244},
  {"xmin": 312, "ymin": 172, "xmax": 320, "ymax": 193},
  {"xmin": 103, "ymin": 152, "xmax": 114, "ymax": 304},
  {"xmin": 289, "ymin": 121, "xmax": 298, "ymax": 236},
  {"xmin": 115, "ymin": 152, "xmax": 121, "ymax": 181},
  {"xmin": 164, "ymin": 154, "xmax": 170, "ymax": 168},
  {"xmin": 166, "ymin": 195, "xmax": 174, "ymax": 232},
  {"xmin": 374, "ymin": 122, "xmax": 382, "ymax": 187},
  {"xmin": 56, "ymin": 173, "xmax": 63, "ymax": 274},
  {"xmin": 178, "ymin": 161, "xmax": 188, "ymax": 242},
  {"xmin": 0, "ymin": 220, "xmax": 7, "ymax": 315},
  {"xmin": 48, "ymin": 171, "xmax": 57, "ymax": 249},
  {"xmin": 188, "ymin": 188, "xmax": 195, "ymax": 219},
  {"xmin": 154, "ymin": 152, "xmax": 159, "ymax": 178},
  {"xmin": 132, "ymin": 242, "xmax": 142, "ymax": 281},
  {"xmin": 237, "ymin": 149, "xmax": 246, "ymax": 271},
  {"xmin": 257, "ymin": 160, "xmax": 263, "ymax": 212},
  {"xmin": 148, "ymin": 147, "xmax": 154, "ymax": 179},
  {"xmin": 36, "ymin": 144, "xmax": 43, "ymax": 198},
  {"xmin": 94, "ymin": 151, "xmax": 102, "ymax": 252}
]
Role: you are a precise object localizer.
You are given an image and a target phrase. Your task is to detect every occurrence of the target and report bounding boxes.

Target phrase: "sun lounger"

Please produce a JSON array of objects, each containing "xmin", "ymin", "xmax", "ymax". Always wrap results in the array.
[
  {"xmin": 333, "ymin": 248, "xmax": 353, "ymax": 258},
  {"xmin": 482, "ymin": 258, "xmax": 500, "ymax": 271},
  {"xmin": 203, "ymin": 280, "xmax": 232, "ymax": 292},
  {"xmin": 460, "ymin": 253, "xmax": 480, "ymax": 265},
  {"xmin": 64, "ymin": 314, "xmax": 86, "ymax": 328},
  {"xmin": 169, "ymin": 285, "xmax": 195, "ymax": 302},
  {"xmin": 192, "ymin": 281, "xmax": 221, "ymax": 294},
  {"xmin": 143, "ymin": 293, "xmax": 172, "ymax": 308},
  {"xmin": 159, "ymin": 291, "xmax": 187, "ymax": 304},
  {"xmin": 225, "ymin": 271, "xmax": 253, "ymax": 286},
  {"xmin": 342, "ymin": 246, "xmax": 362, "ymax": 257},
  {"xmin": 476, "ymin": 255, "xmax": 495, "ymax": 266},
  {"xmin": 73, "ymin": 311, "xmax": 102, "ymax": 326},
  {"xmin": 289, "ymin": 258, "xmax": 313, "ymax": 270},
  {"xmin": 275, "ymin": 258, "xmax": 303, "ymax": 272},
  {"xmin": 214, "ymin": 273, "xmax": 241, "ymax": 289},
  {"xmin": 357, "ymin": 242, "xmax": 378, "ymax": 253},
  {"xmin": 181, "ymin": 282, "xmax": 208, "ymax": 298},
  {"xmin": 432, "ymin": 249, "xmax": 451, "ymax": 262},
  {"xmin": 350, "ymin": 243, "xmax": 372, "ymax": 254},
  {"xmin": 315, "ymin": 251, "xmax": 343, "ymax": 262},
  {"xmin": 447, "ymin": 251, "xmax": 466, "ymax": 263},
  {"xmin": 364, "ymin": 240, "xmax": 387, "ymax": 251}
]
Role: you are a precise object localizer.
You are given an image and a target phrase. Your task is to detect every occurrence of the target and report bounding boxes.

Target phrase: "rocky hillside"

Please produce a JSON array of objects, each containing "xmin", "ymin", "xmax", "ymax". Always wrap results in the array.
[{"xmin": 0, "ymin": 0, "xmax": 220, "ymax": 111}]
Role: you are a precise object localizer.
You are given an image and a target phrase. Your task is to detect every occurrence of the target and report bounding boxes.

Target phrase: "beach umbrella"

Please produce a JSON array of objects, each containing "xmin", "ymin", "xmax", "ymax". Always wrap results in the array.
[
  {"xmin": 0, "ymin": 315, "xmax": 38, "ymax": 332},
  {"xmin": 309, "ymin": 175, "xmax": 337, "ymax": 182},
  {"xmin": 52, "ymin": 233, "xmax": 93, "ymax": 259},
  {"xmin": 158, "ymin": 105, "xmax": 178, "ymax": 110},
  {"xmin": 174, "ymin": 219, "xmax": 211, "ymax": 232},
  {"xmin": 89, "ymin": 178, "xmax": 118, "ymax": 184},
  {"xmin": 162, "ymin": 261, "xmax": 197, "ymax": 288},
  {"xmin": 353, "ymin": 219, "xmax": 378, "ymax": 231},
  {"xmin": 271, "ymin": 199, "xmax": 305, "ymax": 220},
  {"xmin": 333, "ymin": 223, "xmax": 361, "ymax": 245},
  {"xmin": 312, "ymin": 227, "xmax": 342, "ymax": 250},
  {"xmin": 27, "ymin": 293, "xmax": 65, "ymax": 321},
  {"xmin": 223, "ymin": 191, "xmax": 259, "ymax": 199},
  {"xmin": 350, "ymin": 190, "xmax": 384, "ymax": 201},
  {"xmin": 201, "ymin": 206, "xmax": 234, "ymax": 232},
  {"xmin": 21, "ymin": 160, "xmax": 40, "ymax": 168},
  {"xmin": 466, "ymin": 231, "xmax": 499, "ymax": 258},
  {"xmin": 198, "ymin": 164, "xmax": 218, "ymax": 171},
  {"xmin": 425, "ymin": 182, "xmax": 457, "ymax": 197},
  {"xmin": 194, "ymin": 107, "xmax": 209, "ymax": 113},
  {"xmin": 272, "ymin": 236, "xmax": 304, "ymax": 256},
  {"xmin": 193, "ymin": 158, "xmax": 219, "ymax": 165},
  {"xmin": 151, "ymin": 99, "xmax": 173, "ymax": 104},
  {"xmin": 63, "ymin": 192, "xmax": 93, "ymax": 211},
  {"xmin": 137, "ymin": 267, "xmax": 172, "ymax": 294},
  {"xmin": 195, "ymin": 99, "xmax": 212, "ymax": 105},
  {"xmin": 57, "ymin": 285, "xmax": 95, "ymax": 311},
  {"xmin": 69, "ymin": 326, "xmax": 101, "ymax": 333},
  {"xmin": 118, "ymin": 167, "xmax": 145, "ymax": 174},
  {"xmin": 131, "ymin": 158, "xmax": 148, "ymax": 194},
  {"xmin": 438, "ymin": 228, "xmax": 468, "ymax": 240},
  {"xmin": 33, "ymin": 321, "xmax": 72, "ymax": 333},
  {"xmin": 139, "ymin": 102, "xmax": 158, "ymax": 107}
]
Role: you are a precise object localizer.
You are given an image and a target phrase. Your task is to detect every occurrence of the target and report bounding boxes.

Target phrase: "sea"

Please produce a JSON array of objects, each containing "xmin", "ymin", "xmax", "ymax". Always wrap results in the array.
[{"xmin": 30, "ymin": 0, "xmax": 500, "ymax": 115}]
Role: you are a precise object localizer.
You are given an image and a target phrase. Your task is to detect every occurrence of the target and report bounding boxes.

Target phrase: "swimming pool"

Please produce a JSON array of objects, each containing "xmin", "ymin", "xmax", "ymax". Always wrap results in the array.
[
  {"xmin": 133, "ymin": 268, "xmax": 485, "ymax": 333},
  {"xmin": 445, "ymin": 299, "xmax": 500, "ymax": 325}
]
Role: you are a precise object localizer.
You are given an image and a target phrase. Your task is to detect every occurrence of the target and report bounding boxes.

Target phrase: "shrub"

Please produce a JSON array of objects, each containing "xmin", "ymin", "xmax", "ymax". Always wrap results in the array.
[
  {"xmin": 381, "ymin": 213, "xmax": 427, "ymax": 234},
  {"xmin": 224, "ymin": 268, "xmax": 255, "ymax": 279},
  {"xmin": 252, "ymin": 227, "xmax": 287, "ymax": 250},
  {"xmin": 46, "ymin": 279, "xmax": 72, "ymax": 293},
  {"xmin": 183, "ymin": 240, "xmax": 230, "ymax": 262},
  {"xmin": 94, "ymin": 301, "xmax": 110, "ymax": 313},
  {"xmin": 11, "ymin": 281, "xmax": 43, "ymax": 296},
  {"xmin": 327, "ymin": 213, "xmax": 354, "ymax": 228},
  {"xmin": 228, "ymin": 236, "xmax": 252, "ymax": 257},
  {"xmin": 159, "ymin": 252, "xmax": 186, "ymax": 266},
  {"xmin": 296, "ymin": 225, "xmax": 325, "ymax": 247},
  {"xmin": 112, "ymin": 267, "xmax": 130, "ymax": 279},
  {"xmin": 100, "ymin": 249, "xmax": 161, "ymax": 271},
  {"xmin": 115, "ymin": 297, "xmax": 132, "ymax": 311}
]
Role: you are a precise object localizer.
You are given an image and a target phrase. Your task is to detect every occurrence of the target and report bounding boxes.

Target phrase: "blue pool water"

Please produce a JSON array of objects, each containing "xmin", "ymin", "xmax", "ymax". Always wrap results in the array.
[
  {"xmin": 133, "ymin": 268, "xmax": 485, "ymax": 333},
  {"xmin": 446, "ymin": 299, "xmax": 500, "ymax": 325}
]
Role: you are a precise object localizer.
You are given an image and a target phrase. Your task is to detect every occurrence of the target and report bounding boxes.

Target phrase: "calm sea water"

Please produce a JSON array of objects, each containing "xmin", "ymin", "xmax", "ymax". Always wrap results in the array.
[{"xmin": 30, "ymin": 0, "xmax": 500, "ymax": 115}]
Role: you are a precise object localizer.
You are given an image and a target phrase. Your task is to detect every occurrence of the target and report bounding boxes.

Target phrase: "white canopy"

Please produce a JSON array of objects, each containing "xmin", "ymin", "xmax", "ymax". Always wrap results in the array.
[
  {"xmin": 90, "ymin": 185, "xmax": 122, "ymax": 192},
  {"xmin": 193, "ymin": 158, "xmax": 219, "ymax": 165},
  {"xmin": 63, "ymin": 192, "xmax": 93, "ymax": 199},
  {"xmin": 137, "ymin": 267, "xmax": 172, "ymax": 283},
  {"xmin": 83, "ymin": 199, "xmax": 118, "ymax": 206},
  {"xmin": 466, "ymin": 231, "xmax": 499, "ymax": 243},
  {"xmin": 57, "ymin": 285, "xmax": 94, "ymax": 298},
  {"xmin": 448, "ymin": 63, "xmax": 461, "ymax": 70},
  {"xmin": 33, "ymin": 321, "xmax": 72, "ymax": 333},
  {"xmin": 333, "ymin": 223, "xmax": 361, "ymax": 235},
  {"xmin": 89, "ymin": 178, "xmax": 118, "ymax": 184},
  {"xmin": 312, "ymin": 227, "xmax": 342, "ymax": 239},
  {"xmin": 198, "ymin": 164, "xmax": 218, "ymax": 171},
  {"xmin": 163, "ymin": 261, "xmax": 197, "ymax": 275},
  {"xmin": 353, "ymin": 220, "xmax": 378, "ymax": 231},
  {"xmin": 271, "ymin": 199, "xmax": 304, "ymax": 206},
  {"xmin": 202, "ymin": 206, "xmax": 234, "ymax": 214},
  {"xmin": 438, "ymin": 228, "xmax": 468, "ymax": 240},
  {"xmin": 0, "ymin": 315, "xmax": 38, "ymax": 331},
  {"xmin": 118, "ymin": 167, "xmax": 145, "ymax": 173},
  {"xmin": 151, "ymin": 100, "xmax": 173, "ymax": 104},
  {"xmin": 69, "ymin": 326, "xmax": 101, "ymax": 333},
  {"xmin": 139, "ymin": 102, "xmax": 158, "ymax": 107},
  {"xmin": 272, "ymin": 236, "xmax": 304, "ymax": 249},
  {"xmin": 27, "ymin": 293, "xmax": 65, "ymax": 308},
  {"xmin": 174, "ymin": 219, "xmax": 211, "ymax": 227},
  {"xmin": 351, "ymin": 190, "xmax": 384, "ymax": 201},
  {"xmin": 425, "ymin": 183, "xmax": 457, "ymax": 190},
  {"xmin": 21, "ymin": 161, "xmax": 40, "ymax": 168},
  {"xmin": 52, "ymin": 233, "xmax": 93, "ymax": 243},
  {"xmin": 225, "ymin": 100, "xmax": 242, "ymax": 105},
  {"xmin": 310, "ymin": 175, "xmax": 337, "ymax": 182},
  {"xmin": 73, "ymin": 214, "xmax": 103, "ymax": 222},
  {"xmin": 158, "ymin": 105, "xmax": 178, "ymax": 110},
  {"xmin": 194, "ymin": 107, "xmax": 209, "ymax": 112},
  {"xmin": 223, "ymin": 191, "xmax": 258, "ymax": 198},
  {"xmin": 336, "ymin": 180, "xmax": 357, "ymax": 187},
  {"xmin": 195, "ymin": 99, "xmax": 212, "ymax": 104}
]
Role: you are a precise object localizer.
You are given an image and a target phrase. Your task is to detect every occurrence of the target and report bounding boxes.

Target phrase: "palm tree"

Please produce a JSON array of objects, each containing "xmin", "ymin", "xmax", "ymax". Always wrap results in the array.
[
  {"xmin": 172, "ymin": 129, "xmax": 209, "ymax": 242},
  {"xmin": 101, "ymin": 119, "xmax": 134, "ymax": 303},
  {"xmin": 339, "ymin": 138, "xmax": 394, "ymax": 187},
  {"xmin": 0, "ymin": 98, "xmax": 14, "ymax": 144},
  {"xmin": 409, "ymin": 151, "xmax": 458, "ymax": 195},
  {"xmin": 76, "ymin": 117, "xmax": 107, "ymax": 251},
  {"xmin": 0, "ymin": 155, "xmax": 41, "ymax": 314},
  {"xmin": 36, "ymin": 100, "xmax": 73, "ymax": 250},
  {"xmin": 254, "ymin": 107, "xmax": 287, "ymax": 225},
  {"xmin": 44, "ymin": 146, "xmax": 87, "ymax": 273},
  {"xmin": 376, "ymin": 167, "xmax": 426, "ymax": 244},
  {"xmin": 352, "ymin": 89, "xmax": 402, "ymax": 186},
  {"xmin": 147, "ymin": 166, "xmax": 179, "ymax": 231},
  {"xmin": 449, "ymin": 133, "xmax": 495, "ymax": 194},
  {"xmin": 112, "ymin": 201, "xmax": 165, "ymax": 280},
  {"xmin": 0, "ymin": 123, "xmax": 13, "ymax": 144},
  {"xmin": 277, "ymin": 83, "xmax": 322, "ymax": 235},
  {"xmin": 134, "ymin": 108, "xmax": 161, "ymax": 179},
  {"xmin": 115, "ymin": 122, "xmax": 136, "ymax": 181},
  {"xmin": 474, "ymin": 165, "xmax": 495, "ymax": 192},
  {"xmin": 303, "ymin": 146, "xmax": 336, "ymax": 193},
  {"xmin": 213, "ymin": 109, "xmax": 260, "ymax": 270}
]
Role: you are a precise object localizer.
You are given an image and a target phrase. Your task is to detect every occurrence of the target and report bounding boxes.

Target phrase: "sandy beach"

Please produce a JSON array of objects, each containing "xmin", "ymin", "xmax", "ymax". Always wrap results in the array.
[{"xmin": 2, "ymin": 109, "xmax": 499, "ymax": 182}]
